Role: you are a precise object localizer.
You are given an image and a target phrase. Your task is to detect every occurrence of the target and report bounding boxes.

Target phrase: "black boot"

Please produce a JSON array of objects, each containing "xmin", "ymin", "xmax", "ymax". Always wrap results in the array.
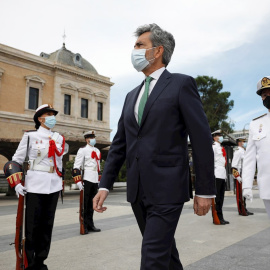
[
  {"xmin": 220, "ymin": 219, "xmax": 230, "ymax": 224},
  {"xmin": 87, "ymin": 225, "xmax": 101, "ymax": 232},
  {"xmin": 33, "ymin": 261, "xmax": 48, "ymax": 270}
]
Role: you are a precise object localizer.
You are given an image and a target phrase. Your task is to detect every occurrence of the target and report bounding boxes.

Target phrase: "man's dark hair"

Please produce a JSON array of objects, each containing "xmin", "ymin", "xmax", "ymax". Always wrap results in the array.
[{"xmin": 134, "ymin": 23, "xmax": 175, "ymax": 67}]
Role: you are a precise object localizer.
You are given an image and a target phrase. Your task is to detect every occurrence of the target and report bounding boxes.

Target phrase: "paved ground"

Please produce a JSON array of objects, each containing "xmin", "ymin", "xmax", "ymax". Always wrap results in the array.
[{"xmin": 0, "ymin": 185, "xmax": 269, "ymax": 270}]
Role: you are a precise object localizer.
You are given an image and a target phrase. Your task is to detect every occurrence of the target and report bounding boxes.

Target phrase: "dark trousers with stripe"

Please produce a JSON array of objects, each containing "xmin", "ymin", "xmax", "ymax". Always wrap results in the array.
[
  {"xmin": 131, "ymin": 183, "xmax": 184, "ymax": 270},
  {"xmin": 83, "ymin": 181, "xmax": 98, "ymax": 228},
  {"xmin": 25, "ymin": 191, "xmax": 59, "ymax": 270},
  {"xmin": 215, "ymin": 178, "xmax": 226, "ymax": 220}
]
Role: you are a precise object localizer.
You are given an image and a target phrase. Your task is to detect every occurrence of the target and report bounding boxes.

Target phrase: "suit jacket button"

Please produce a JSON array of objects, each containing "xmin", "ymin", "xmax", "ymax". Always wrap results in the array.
[{"xmin": 136, "ymin": 157, "xmax": 139, "ymax": 160}]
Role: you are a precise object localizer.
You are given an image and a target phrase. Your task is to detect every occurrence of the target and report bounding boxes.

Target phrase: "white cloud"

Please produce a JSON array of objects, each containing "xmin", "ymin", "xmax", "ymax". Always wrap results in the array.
[
  {"xmin": 1, "ymin": 0, "xmax": 270, "ymax": 138},
  {"xmin": 231, "ymin": 107, "xmax": 266, "ymax": 124},
  {"xmin": 1, "ymin": 0, "xmax": 270, "ymax": 77}
]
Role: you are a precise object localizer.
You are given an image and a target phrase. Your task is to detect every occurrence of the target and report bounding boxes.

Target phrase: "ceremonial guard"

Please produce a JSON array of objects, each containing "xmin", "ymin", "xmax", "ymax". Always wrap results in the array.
[
  {"xmin": 3, "ymin": 104, "xmax": 67, "ymax": 270},
  {"xmin": 242, "ymin": 76, "xmax": 270, "ymax": 218},
  {"xmin": 72, "ymin": 130, "xmax": 101, "ymax": 234},
  {"xmin": 231, "ymin": 137, "xmax": 253, "ymax": 216},
  {"xmin": 212, "ymin": 130, "xmax": 229, "ymax": 225}
]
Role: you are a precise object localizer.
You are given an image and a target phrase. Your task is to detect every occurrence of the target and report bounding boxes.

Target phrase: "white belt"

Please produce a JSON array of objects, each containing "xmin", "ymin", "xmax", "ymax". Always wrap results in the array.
[
  {"xmin": 31, "ymin": 164, "xmax": 55, "ymax": 173},
  {"xmin": 85, "ymin": 167, "xmax": 97, "ymax": 172}
]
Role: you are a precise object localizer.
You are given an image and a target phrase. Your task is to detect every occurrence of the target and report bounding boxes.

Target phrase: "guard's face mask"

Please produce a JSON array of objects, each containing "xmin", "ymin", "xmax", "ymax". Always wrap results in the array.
[
  {"xmin": 218, "ymin": 136, "xmax": 224, "ymax": 144},
  {"xmin": 43, "ymin": 115, "xmax": 56, "ymax": 129},
  {"xmin": 263, "ymin": 95, "xmax": 270, "ymax": 109},
  {"xmin": 89, "ymin": 139, "xmax": 96, "ymax": 146}
]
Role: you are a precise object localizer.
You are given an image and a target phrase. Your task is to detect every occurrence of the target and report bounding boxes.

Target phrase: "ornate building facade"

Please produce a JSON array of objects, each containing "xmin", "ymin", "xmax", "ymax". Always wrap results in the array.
[{"xmin": 0, "ymin": 42, "xmax": 113, "ymax": 172}]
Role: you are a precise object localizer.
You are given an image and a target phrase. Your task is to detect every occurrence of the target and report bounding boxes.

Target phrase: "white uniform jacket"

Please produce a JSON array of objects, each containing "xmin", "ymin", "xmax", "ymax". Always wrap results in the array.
[
  {"xmin": 242, "ymin": 112, "xmax": 270, "ymax": 199},
  {"xmin": 212, "ymin": 141, "xmax": 227, "ymax": 180},
  {"xmin": 73, "ymin": 144, "xmax": 100, "ymax": 183},
  {"xmin": 12, "ymin": 126, "xmax": 63, "ymax": 194},
  {"xmin": 232, "ymin": 147, "xmax": 245, "ymax": 175}
]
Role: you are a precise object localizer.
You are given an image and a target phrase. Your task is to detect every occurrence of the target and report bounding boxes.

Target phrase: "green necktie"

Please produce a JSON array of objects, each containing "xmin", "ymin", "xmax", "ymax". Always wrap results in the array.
[{"xmin": 138, "ymin": 76, "xmax": 153, "ymax": 125}]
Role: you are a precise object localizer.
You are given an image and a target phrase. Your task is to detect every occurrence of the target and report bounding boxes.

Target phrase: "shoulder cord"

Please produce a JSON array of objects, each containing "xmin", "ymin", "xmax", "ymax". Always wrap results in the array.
[
  {"xmin": 91, "ymin": 151, "xmax": 101, "ymax": 172},
  {"xmin": 48, "ymin": 136, "xmax": 65, "ymax": 177}
]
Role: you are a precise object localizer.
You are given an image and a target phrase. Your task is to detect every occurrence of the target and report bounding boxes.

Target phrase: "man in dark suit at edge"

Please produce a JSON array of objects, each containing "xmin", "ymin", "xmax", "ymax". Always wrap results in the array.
[{"xmin": 93, "ymin": 23, "xmax": 216, "ymax": 270}]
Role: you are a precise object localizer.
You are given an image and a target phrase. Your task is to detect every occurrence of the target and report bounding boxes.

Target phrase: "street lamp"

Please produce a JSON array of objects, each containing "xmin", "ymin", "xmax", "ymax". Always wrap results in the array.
[{"xmin": 243, "ymin": 123, "xmax": 249, "ymax": 135}]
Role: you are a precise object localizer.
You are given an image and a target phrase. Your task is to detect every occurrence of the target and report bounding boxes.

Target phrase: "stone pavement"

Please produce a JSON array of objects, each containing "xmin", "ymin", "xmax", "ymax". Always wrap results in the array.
[{"xmin": 0, "ymin": 186, "xmax": 269, "ymax": 270}]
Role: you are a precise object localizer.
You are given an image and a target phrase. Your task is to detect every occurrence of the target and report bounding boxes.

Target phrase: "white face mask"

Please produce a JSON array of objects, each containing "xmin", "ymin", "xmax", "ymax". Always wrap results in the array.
[
  {"xmin": 131, "ymin": 47, "xmax": 155, "ymax": 72},
  {"xmin": 43, "ymin": 115, "xmax": 56, "ymax": 129},
  {"xmin": 88, "ymin": 138, "xmax": 96, "ymax": 146},
  {"xmin": 218, "ymin": 136, "xmax": 224, "ymax": 144}
]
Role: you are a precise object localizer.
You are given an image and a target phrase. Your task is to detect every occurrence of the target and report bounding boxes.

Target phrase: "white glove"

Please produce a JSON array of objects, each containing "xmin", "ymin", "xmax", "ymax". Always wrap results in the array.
[
  {"xmin": 243, "ymin": 188, "xmax": 253, "ymax": 202},
  {"xmin": 77, "ymin": 182, "xmax": 84, "ymax": 191},
  {"xmin": 15, "ymin": 183, "xmax": 27, "ymax": 198},
  {"xmin": 236, "ymin": 176, "xmax": 242, "ymax": 183}
]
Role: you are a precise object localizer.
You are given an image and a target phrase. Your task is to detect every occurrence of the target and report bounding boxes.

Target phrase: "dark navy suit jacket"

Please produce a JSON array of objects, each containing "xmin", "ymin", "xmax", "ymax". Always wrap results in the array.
[{"xmin": 100, "ymin": 69, "xmax": 216, "ymax": 204}]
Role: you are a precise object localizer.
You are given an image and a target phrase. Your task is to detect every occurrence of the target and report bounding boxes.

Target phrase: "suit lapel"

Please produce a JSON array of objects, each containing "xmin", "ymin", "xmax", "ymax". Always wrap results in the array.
[
  {"xmin": 139, "ymin": 69, "xmax": 171, "ymax": 128},
  {"xmin": 129, "ymin": 81, "xmax": 144, "ymax": 129}
]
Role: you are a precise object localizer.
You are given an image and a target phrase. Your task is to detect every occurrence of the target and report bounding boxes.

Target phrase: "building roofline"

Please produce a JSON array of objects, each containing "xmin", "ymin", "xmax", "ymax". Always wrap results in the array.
[{"xmin": 0, "ymin": 43, "xmax": 114, "ymax": 87}]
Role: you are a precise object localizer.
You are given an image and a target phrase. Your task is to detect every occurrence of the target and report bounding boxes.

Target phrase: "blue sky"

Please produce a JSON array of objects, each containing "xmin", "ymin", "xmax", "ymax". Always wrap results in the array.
[
  {"xmin": 177, "ymin": 22, "xmax": 270, "ymax": 133},
  {"xmin": 1, "ymin": 0, "xmax": 270, "ymax": 139}
]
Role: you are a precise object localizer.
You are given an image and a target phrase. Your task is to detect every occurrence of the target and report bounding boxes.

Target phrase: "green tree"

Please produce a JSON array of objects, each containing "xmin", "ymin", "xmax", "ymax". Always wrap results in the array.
[
  {"xmin": 100, "ymin": 160, "xmax": 127, "ymax": 182},
  {"xmin": 65, "ymin": 157, "xmax": 75, "ymax": 181},
  {"xmin": 100, "ymin": 159, "xmax": 105, "ymax": 174},
  {"xmin": 116, "ymin": 162, "xmax": 127, "ymax": 182},
  {"xmin": 195, "ymin": 75, "xmax": 234, "ymax": 133}
]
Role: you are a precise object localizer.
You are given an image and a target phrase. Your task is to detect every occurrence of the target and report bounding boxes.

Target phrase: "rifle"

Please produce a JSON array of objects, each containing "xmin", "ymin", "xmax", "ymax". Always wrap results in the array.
[
  {"xmin": 211, "ymin": 198, "xmax": 220, "ymax": 225},
  {"xmin": 235, "ymin": 181, "xmax": 248, "ymax": 216},
  {"xmin": 221, "ymin": 130, "xmax": 237, "ymax": 144},
  {"xmin": 79, "ymin": 157, "xmax": 85, "ymax": 235},
  {"xmin": 237, "ymin": 158, "xmax": 248, "ymax": 216},
  {"xmin": 15, "ymin": 136, "xmax": 30, "ymax": 269}
]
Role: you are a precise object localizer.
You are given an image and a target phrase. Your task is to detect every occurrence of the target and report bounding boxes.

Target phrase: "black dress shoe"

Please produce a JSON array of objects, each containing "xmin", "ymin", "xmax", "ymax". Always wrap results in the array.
[
  {"xmin": 34, "ymin": 263, "xmax": 48, "ymax": 270},
  {"xmin": 83, "ymin": 228, "xmax": 89, "ymax": 234},
  {"xmin": 246, "ymin": 211, "xmax": 254, "ymax": 215},
  {"xmin": 38, "ymin": 265, "xmax": 48, "ymax": 270},
  {"xmin": 219, "ymin": 219, "xmax": 227, "ymax": 225},
  {"xmin": 88, "ymin": 225, "xmax": 101, "ymax": 232},
  {"xmin": 221, "ymin": 219, "xmax": 230, "ymax": 224}
]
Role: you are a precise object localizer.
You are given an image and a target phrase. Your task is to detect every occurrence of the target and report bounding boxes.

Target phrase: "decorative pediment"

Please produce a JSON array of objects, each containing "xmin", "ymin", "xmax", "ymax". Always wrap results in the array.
[
  {"xmin": 60, "ymin": 83, "xmax": 78, "ymax": 91},
  {"xmin": 94, "ymin": 92, "xmax": 108, "ymax": 99},
  {"xmin": 78, "ymin": 87, "xmax": 93, "ymax": 95},
  {"xmin": 25, "ymin": 75, "xmax": 46, "ymax": 86}
]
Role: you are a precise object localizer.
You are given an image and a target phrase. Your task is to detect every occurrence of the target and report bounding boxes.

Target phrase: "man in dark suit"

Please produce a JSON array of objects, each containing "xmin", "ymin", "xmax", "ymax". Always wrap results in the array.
[{"xmin": 93, "ymin": 23, "xmax": 216, "ymax": 270}]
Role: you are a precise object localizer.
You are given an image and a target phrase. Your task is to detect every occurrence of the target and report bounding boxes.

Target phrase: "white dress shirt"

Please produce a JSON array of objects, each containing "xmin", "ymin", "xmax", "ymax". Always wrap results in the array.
[{"xmin": 134, "ymin": 67, "xmax": 165, "ymax": 122}]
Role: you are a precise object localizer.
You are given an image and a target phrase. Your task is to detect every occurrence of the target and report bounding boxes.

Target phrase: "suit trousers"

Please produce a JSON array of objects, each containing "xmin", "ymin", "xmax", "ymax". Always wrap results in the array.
[
  {"xmin": 131, "ymin": 182, "xmax": 184, "ymax": 270},
  {"xmin": 83, "ymin": 180, "xmax": 98, "ymax": 227},
  {"xmin": 25, "ymin": 191, "xmax": 59, "ymax": 270},
  {"xmin": 215, "ymin": 178, "xmax": 226, "ymax": 220}
]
